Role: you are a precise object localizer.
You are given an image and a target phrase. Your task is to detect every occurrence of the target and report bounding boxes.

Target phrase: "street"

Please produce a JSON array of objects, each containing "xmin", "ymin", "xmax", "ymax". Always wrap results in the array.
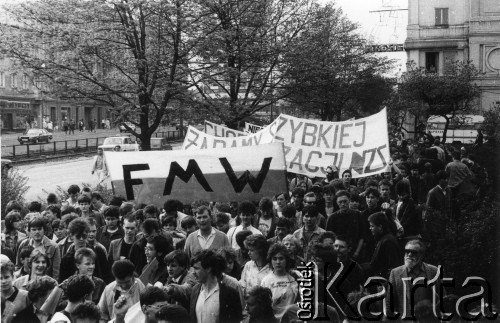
[{"xmin": 18, "ymin": 142, "xmax": 182, "ymax": 202}]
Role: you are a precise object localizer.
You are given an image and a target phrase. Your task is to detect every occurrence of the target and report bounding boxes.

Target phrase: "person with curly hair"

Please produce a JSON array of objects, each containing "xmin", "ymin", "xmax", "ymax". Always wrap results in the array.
[
  {"xmin": 239, "ymin": 234, "xmax": 271, "ymax": 294},
  {"xmin": 260, "ymin": 243, "xmax": 299, "ymax": 321}
]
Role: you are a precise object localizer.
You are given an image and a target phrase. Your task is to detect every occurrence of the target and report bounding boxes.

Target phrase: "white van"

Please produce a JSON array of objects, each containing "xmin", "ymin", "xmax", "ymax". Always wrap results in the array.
[{"xmin": 426, "ymin": 115, "xmax": 484, "ymax": 144}]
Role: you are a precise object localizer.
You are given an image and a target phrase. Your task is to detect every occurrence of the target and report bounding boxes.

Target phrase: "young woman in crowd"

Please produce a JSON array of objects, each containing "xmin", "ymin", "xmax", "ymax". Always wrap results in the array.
[
  {"xmin": 218, "ymin": 247, "xmax": 242, "ymax": 280},
  {"xmin": 240, "ymin": 234, "xmax": 271, "ymax": 294},
  {"xmin": 261, "ymin": 243, "xmax": 299, "ymax": 321}
]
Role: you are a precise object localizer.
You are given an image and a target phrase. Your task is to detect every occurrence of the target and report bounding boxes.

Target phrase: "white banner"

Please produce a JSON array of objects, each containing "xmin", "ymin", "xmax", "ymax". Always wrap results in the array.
[
  {"xmin": 244, "ymin": 122, "xmax": 264, "ymax": 133},
  {"xmin": 275, "ymin": 109, "xmax": 390, "ymax": 178},
  {"xmin": 105, "ymin": 143, "xmax": 288, "ymax": 204},
  {"xmin": 183, "ymin": 119, "xmax": 278, "ymax": 150},
  {"xmin": 204, "ymin": 120, "xmax": 246, "ymax": 137},
  {"xmin": 185, "ymin": 109, "xmax": 390, "ymax": 178}
]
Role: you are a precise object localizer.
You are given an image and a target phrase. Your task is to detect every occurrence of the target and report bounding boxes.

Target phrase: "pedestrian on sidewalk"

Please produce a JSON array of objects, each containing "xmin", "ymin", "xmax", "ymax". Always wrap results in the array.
[
  {"xmin": 91, "ymin": 148, "xmax": 108, "ymax": 184},
  {"xmin": 69, "ymin": 119, "xmax": 76, "ymax": 135}
]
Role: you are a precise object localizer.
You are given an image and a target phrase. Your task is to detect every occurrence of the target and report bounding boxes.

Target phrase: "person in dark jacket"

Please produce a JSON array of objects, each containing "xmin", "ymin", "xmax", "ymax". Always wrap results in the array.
[
  {"xmin": 363, "ymin": 212, "xmax": 402, "ymax": 279},
  {"xmin": 189, "ymin": 250, "xmax": 242, "ymax": 323},
  {"xmin": 395, "ymin": 181, "xmax": 422, "ymax": 238}
]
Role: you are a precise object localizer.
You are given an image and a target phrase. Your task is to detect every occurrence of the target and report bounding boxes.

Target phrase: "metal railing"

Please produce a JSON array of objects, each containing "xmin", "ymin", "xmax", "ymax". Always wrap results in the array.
[{"xmin": 2, "ymin": 130, "xmax": 183, "ymax": 160}]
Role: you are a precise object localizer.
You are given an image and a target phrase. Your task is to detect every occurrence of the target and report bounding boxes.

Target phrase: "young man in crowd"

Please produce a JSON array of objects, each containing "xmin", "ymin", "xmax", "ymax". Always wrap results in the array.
[
  {"xmin": 79, "ymin": 195, "xmax": 105, "ymax": 228},
  {"xmin": 267, "ymin": 218, "xmax": 291, "ymax": 244},
  {"xmin": 98, "ymin": 260, "xmax": 145, "ymax": 323},
  {"xmin": 57, "ymin": 213, "xmax": 79, "ymax": 257},
  {"xmin": 108, "ymin": 214, "xmax": 138, "ymax": 264},
  {"xmin": 184, "ymin": 206, "xmax": 230, "ymax": 258},
  {"xmin": 1, "ymin": 261, "xmax": 29, "ymax": 323},
  {"xmin": 255, "ymin": 197, "xmax": 279, "ymax": 239},
  {"xmin": 52, "ymin": 274, "xmax": 95, "ymax": 323},
  {"xmin": 64, "ymin": 184, "xmax": 81, "ymax": 208},
  {"xmin": 91, "ymin": 192, "xmax": 108, "ymax": 214},
  {"xmin": 326, "ymin": 190, "xmax": 363, "ymax": 260},
  {"xmin": 189, "ymin": 250, "xmax": 242, "ymax": 323},
  {"xmin": 227, "ymin": 201, "xmax": 262, "ymax": 250},
  {"xmin": 96, "ymin": 206, "xmax": 124, "ymax": 251},
  {"xmin": 300, "ymin": 192, "xmax": 327, "ymax": 229},
  {"xmin": 292, "ymin": 205, "xmax": 326, "ymax": 261},
  {"xmin": 129, "ymin": 219, "xmax": 172, "ymax": 274},
  {"xmin": 16, "ymin": 218, "xmax": 61, "ymax": 282}
]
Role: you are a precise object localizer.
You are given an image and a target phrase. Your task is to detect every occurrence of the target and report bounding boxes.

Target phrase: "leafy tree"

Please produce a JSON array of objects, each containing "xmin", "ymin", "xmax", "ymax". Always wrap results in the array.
[
  {"xmin": 399, "ymin": 60, "xmax": 480, "ymax": 143},
  {"xmin": 1, "ymin": 0, "xmax": 200, "ymax": 150},
  {"xmin": 186, "ymin": 0, "xmax": 316, "ymax": 129},
  {"xmin": 1, "ymin": 166, "xmax": 29, "ymax": 217},
  {"xmin": 281, "ymin": 3, "xmax": 394, "ymax": 121}
]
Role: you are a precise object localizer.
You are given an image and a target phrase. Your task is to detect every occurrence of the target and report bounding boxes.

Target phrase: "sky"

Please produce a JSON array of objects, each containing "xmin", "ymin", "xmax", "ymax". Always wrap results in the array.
[{"xmin": 323, "ymin": 0, "xmax": 408, "ymax": 75}]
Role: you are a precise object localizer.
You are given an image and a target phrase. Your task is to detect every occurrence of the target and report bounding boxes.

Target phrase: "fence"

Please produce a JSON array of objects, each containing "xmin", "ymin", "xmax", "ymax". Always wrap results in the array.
[{"xmin": 2, "ymin": 130, "xmax": 183, "ymax": 160}]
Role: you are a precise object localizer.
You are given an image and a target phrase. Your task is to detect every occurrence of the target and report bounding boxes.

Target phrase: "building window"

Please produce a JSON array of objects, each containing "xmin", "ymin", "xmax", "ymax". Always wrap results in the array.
[
  {"xmin": 22, "ymin": 74, "xmax": 29, "ymax": 89},
  {"xmin": 426, "ymin": 52, "xmax": 439, "ymax": 73},
  {"xmin": 0, "ymin": 72, "xmax": 4, "ymax": 87},
  {"xmin": 435, "ymin": 8, "xmax": 449, "ymax": 26},
  {"xmin": 11, "ymin": 73, "xmax": 17, "ymax": 88}
]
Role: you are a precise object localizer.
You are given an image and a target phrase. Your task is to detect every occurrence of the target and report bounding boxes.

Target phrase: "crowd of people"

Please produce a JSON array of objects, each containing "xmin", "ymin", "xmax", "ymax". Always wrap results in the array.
[{"xmin": 0, "ymin": 135, "xmax": 494, "ymax": 323}]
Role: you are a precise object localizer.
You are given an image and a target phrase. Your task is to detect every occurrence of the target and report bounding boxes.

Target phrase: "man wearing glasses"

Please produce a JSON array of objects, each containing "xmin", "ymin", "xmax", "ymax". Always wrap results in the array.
[{"xmin": 386, "ymin": 239, "xmax": 439, "ymax": 319}]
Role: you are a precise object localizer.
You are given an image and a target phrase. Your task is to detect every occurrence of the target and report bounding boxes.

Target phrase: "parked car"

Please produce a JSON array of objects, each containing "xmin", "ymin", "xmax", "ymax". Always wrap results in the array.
[
  {"xmin": 150, "ymin": 137, "xmax": 173, "ymax": 150},
  {"xmin": 119, "ymin": 122, "xmax": 137, "ymax": 133},
  {"xmin": 17, "ymin": 128, "xmax": 53, "ymax": 144},
  {"xmin": 98, "ymin": 136, "xmax": 139, "ymax": 152}
]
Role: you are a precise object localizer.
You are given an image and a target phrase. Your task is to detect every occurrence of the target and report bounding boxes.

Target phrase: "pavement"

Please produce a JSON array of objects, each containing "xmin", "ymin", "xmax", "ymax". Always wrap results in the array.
[{"xmin": 18, "ymin": 141, "xmax": 183, "ymax": 202}]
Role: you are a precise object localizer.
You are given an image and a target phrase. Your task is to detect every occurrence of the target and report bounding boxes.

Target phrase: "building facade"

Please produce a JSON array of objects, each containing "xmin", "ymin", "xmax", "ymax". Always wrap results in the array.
[
  {"xmin": 405, "ymin": 0, "xmax": 500, "ymax": 111},
  {"xmin": 0, "ymin": 58, "xmax": 112, "ymax": 132}
]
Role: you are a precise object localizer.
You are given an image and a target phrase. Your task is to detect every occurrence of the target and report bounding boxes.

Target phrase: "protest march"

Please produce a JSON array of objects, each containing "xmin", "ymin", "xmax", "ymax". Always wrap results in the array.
[{"xmin": 1, "ymin": 109, "xmax": 497, "ymax": 323}]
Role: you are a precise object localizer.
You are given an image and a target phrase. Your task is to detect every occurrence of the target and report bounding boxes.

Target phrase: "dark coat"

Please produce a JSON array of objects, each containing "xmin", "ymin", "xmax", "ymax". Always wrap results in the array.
[
  {"xmin": 189, "ymin": 280, "xmax": 242, "ymax": 323},
  {"xmin": 366, "ymin": 233, "xmax": 402, "ymax": 279},
  {"xmin": 396, "ymin": 198, "xmax": 422, "ymax": 237},
  {"xmin": 59, "ymin": 243, "xmax": 111, "ymax": 283}
]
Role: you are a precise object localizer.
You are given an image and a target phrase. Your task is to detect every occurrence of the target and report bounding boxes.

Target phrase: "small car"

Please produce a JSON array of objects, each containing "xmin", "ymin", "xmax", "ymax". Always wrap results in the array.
[
  {"xmin": 17, "ymin": 128, "xmax": 53, "ymax": 144},
  {"xmin": 150, "ymin": 137, "xmax": 172, "ymax": 150},
  {"xmin": 119, "ymin": 122, "xmax": 137, "ymax": 133},
  {"xmin": 98, "ymin": 136, "xmax": 139, "ymax": 152}
]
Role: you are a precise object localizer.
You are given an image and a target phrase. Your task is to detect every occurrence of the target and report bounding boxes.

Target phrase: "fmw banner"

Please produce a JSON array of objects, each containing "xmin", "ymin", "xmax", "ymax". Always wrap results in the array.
[
  {"xmin": 276, "ymin": 109, "xmax": 390, "ymax": 178},
  {"xmin": 204, "ymin": 120, "xmax": 246, "ymax": 137},
  {"xmin": 244, "ymin": 122, "xmax": 264, "ymax": 133},
  {"xmin": 105, "ymin": 143, "xmax": 288, "ymax": 204}
]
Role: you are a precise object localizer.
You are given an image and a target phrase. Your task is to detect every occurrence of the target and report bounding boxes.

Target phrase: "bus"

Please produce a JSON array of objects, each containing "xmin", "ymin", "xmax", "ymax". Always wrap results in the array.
[{"xmin": 426, "ymin": 115, "xmax": 484, "ymax": 144}]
